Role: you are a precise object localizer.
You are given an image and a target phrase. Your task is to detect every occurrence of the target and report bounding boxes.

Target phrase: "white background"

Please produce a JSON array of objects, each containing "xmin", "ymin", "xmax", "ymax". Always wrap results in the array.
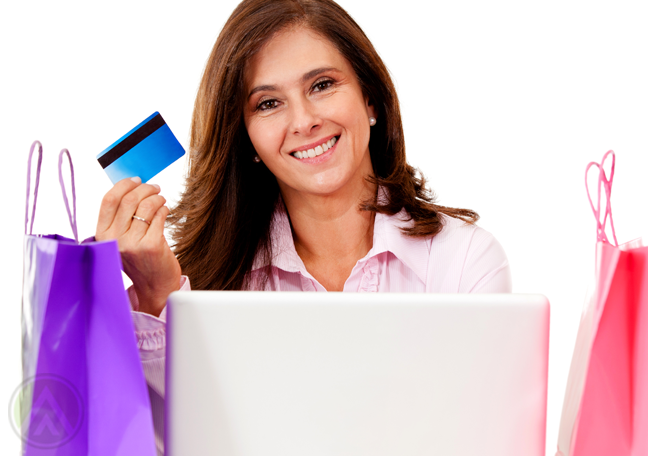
[{"xmin": 2, "ymin": 1, "xmax": 648, "ymax": 454}]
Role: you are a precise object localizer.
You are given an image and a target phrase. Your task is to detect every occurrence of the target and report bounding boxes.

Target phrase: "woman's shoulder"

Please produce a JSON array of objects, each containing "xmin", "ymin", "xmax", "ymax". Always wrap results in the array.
[
  {"xmin": 432, "ymin": 213, "xmax": 488, "ymax": 244},
  {"xmin": 428, "ymin": 213, "xmax": 498, "ymax": 246},
  {"xmin": 382, "ymin": 209, "xmax": 491, "ymax": 248},
  {"xmin": 424, "ymin": 213, "xmax": 512, "ymax": 292}
]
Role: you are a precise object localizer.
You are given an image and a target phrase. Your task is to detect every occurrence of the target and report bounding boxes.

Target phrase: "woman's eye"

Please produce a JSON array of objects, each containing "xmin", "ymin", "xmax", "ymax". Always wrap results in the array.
[
  {"xmin": 312, "ymin": 79, "xmax": 334, "ymax": 93},
  {"xmin": 257, "ymin": 99, "xmax": 279, "ymax": 111}
]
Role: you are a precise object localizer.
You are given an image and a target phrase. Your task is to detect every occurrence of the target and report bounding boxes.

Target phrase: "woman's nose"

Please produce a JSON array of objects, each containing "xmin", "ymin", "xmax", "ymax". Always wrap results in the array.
[{"xmin": 288, "ymin": 98, "xmax": 321, "ymax": 136}]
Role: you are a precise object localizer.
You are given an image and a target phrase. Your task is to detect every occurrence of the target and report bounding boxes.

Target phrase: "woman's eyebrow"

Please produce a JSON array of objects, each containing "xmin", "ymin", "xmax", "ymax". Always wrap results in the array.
[
  {"xmin": 248, "ymin": 84, "xmax": 277, "ymax": 100},
  {"xmin": 301, "ymin": 67, "xmax": 337, "ymax": 82},
  {"xmin": 247, "ymin": 67, "xmax": 339, "ymax": 100}
]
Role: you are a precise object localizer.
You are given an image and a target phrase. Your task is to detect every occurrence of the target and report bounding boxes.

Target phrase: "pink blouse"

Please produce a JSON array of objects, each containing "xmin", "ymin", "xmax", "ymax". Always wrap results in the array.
[{"xmin": 131, "ymin": 209, "xmax": 512, "ymax": 455}]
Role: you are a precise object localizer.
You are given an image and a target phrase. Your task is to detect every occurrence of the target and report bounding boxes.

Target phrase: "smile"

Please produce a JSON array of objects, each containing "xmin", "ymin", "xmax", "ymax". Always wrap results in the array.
[{"xmin": 291, "ymin": 136, "xmax": 338, "ymax": 159}]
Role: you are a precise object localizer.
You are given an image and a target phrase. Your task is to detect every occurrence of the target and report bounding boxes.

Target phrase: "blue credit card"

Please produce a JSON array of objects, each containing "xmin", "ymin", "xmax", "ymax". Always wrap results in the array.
[{"xmin": 97, "ymin": 112, "xmax": 185, "ymax": 184}]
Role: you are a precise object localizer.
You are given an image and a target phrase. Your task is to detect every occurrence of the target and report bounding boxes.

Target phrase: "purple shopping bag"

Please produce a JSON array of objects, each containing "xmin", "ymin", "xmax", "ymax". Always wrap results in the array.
[{"xmin": 18, "ymin": 141, "xmax": 156, "ymax": 455}]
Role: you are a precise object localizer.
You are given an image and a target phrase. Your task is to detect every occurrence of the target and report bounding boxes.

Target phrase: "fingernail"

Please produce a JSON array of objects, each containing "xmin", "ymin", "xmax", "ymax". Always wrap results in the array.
[
  {"xmin": 151, "ymin": 184, "xmax": 161, "ymax": 191},
  {"xmin": 130, "ymin": 176, "xmax": 142, "ymax": 184}
]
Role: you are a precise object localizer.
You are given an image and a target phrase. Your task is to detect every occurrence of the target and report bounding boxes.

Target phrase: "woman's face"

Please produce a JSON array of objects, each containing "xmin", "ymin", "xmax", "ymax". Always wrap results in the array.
[{"xmin": 243, "ymin": 26, "xmax": 376, "ymax": 201}]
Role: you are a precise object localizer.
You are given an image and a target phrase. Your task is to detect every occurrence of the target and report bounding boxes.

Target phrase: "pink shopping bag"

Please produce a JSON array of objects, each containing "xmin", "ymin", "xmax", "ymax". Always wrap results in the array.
[{"xmin": 556, "ymin": 151, "xmax": 648, "ymax": 456}]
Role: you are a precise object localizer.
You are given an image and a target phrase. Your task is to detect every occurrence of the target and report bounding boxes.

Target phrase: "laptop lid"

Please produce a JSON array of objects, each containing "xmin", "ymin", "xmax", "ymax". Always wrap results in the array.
[{"xmin": 166, "ymin": 292, "xmax": 549, "ymax": 456}]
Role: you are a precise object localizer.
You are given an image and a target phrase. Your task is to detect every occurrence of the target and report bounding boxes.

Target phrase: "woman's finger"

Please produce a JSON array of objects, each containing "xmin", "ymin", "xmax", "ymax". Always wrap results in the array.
[
  {"xmin": 128, "ymin": 194, "xmax": 167, "ymax": 239},
  {"xmin": 144, "ymin": 205, "xmax": 170, "ymax": 241},
  {"xmin": 109, "ymin": 183, "xmax": 162, "ymax": 234},
  {"xmin": 96, "ymin": 177, "xmax": 142, "ymax": 234}
]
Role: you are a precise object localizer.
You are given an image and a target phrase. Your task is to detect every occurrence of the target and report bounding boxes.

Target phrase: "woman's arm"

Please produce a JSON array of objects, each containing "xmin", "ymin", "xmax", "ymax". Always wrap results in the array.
[{"xmin": 95, "ymin": 177, "xmax": 184, "ymax": 456}]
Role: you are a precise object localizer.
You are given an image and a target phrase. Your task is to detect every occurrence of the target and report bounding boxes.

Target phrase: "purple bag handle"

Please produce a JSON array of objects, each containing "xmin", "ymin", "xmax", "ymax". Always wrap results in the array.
[
  {"xmin": 585, "ymin": 150, "xmax": 618, "ymax": 246},
  {"xmin": 59, "ymin": 148, "xmax": 79, "ymax": 243},
  {"xmin": 25, "ymin": 141, "xmax": 43, "ymax": 236},
  {"xmin": 25, "ymin": 141, "xmax": 79, "ymax": 243}
]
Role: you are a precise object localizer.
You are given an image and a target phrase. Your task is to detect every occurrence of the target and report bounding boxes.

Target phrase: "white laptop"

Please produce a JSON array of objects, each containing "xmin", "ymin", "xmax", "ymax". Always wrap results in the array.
[{"xmin": 165, "ymin": 293, "xmax": 549, "ymax": 456}]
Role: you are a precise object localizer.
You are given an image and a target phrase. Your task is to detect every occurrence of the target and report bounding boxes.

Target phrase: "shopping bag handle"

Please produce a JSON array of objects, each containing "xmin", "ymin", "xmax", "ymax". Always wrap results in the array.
[
  {"xmin": 59, "ymin": 149, "xmax": 78, "ymax": 243},
  {"xmin": 24, "ymin": 142, "xmax": 79, "ymax": 243},
  {"xmin": 25, "ymin": 140, "xmax": 43, "ymax": 236},
  {"xmin": 585, "ymin": 150, "xmax": 618, "ymax": 246}
]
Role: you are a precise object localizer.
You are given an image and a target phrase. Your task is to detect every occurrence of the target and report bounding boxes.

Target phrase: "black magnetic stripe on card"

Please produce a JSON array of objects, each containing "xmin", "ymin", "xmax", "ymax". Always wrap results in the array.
[{"xmin": 97, "ymin": 113, "xmax": 166, "ymax": 168}]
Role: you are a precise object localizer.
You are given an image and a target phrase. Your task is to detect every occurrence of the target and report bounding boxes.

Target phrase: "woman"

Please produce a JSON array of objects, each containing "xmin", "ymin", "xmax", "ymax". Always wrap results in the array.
[{"xmin": 96, "ymin": 0, "xmax": 511, "ymax": 452}]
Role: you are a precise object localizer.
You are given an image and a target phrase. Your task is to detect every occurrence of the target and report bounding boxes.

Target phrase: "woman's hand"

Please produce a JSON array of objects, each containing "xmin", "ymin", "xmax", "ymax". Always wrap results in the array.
[{"xmin": 96, "ymin": 177, "xmax": 181, "ymax": 317}]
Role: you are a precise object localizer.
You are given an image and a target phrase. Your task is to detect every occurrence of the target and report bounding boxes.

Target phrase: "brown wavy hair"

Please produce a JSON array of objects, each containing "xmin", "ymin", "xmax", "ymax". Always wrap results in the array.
[{"xmin": 169, "ymin": 0, "xmax": 478, "ymax": 290}]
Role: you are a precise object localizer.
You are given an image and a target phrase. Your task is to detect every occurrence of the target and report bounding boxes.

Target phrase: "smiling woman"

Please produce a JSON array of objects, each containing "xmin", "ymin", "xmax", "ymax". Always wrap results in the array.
[
  {"xmin": 94, "ymin": 0, "xmax": 512, "ymax": 453},
  {"xmin": 163, "ymin": 0, "xmax": 498, "ymax": 295}
]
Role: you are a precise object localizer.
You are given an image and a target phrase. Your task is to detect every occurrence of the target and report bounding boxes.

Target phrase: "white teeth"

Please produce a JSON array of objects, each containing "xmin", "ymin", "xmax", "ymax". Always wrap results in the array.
[{"xmin": 293, "ymin": 136, "xmax": 338, "ymax": 159}]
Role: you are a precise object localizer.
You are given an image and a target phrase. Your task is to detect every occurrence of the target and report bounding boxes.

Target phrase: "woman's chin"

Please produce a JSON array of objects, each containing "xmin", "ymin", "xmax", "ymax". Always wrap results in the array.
[{"xmin": 284, "ymin": 177, "xmax": 370, "ymax": 203}]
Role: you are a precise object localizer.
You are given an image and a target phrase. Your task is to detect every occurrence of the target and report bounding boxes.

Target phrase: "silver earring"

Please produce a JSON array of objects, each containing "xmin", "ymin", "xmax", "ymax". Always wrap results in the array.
[
  {"xmin": 253, "ymin": 155, "xmax": 261, "ymax": 163},
  {"xmin": 369, "ymin": 117, "xmax": 376, "ymax": 126}
]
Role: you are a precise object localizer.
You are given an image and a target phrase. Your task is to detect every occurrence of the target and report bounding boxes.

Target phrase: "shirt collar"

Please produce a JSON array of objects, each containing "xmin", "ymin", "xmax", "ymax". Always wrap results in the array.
[
  {"xmin": 367, "ymin": 209, "xmax": 431, "ymax": 283},
  {"xmin": 252, "ymin": 204, "xmax": 431, "ymax": 283},
  {"xmin": 251, "ymin": 206, "xmax": 306, "ymax": 274}
]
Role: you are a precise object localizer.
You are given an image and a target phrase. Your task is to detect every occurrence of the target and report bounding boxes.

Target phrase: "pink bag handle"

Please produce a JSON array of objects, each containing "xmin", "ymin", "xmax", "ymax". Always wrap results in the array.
[
  {"xmin": 24, "ymin": 141, "xmax": 79, "ymax": 243},
  {"xmin": 585, "ymin": 150, "xmax": 618, "ymax": 246}
]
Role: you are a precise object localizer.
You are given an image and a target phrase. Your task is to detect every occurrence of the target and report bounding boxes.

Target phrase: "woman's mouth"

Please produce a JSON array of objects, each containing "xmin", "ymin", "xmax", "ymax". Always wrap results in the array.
[{"xmin": 291, "ymin": 136, "xmax": 339, "ymax": 159}]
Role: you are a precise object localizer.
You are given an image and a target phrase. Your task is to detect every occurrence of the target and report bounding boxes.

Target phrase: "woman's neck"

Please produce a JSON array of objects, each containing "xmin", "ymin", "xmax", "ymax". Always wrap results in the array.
[{"xmin": 281, "ymin": 180, "xmax": 377, "ymax": 291}]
